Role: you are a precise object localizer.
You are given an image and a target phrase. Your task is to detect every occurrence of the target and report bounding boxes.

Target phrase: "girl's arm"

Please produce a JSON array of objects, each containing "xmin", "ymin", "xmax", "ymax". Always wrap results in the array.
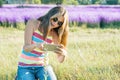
[
  {"xmin": 23, "ymin": 20, "xmax": 43, "ymax": 52},
  {"xmin": 54, "ymin": 45, "xmax": 67, "ymax": 63},
  {"xmin": 51, "ymin": 30, "xmax": 67, "ymax": 63}
]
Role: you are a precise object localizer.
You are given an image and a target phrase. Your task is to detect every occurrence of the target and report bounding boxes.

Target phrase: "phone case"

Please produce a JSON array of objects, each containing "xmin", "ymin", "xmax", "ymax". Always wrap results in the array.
[{"xmin": 43, "ymin": 44, "xmax": 58, "ymax": 51}]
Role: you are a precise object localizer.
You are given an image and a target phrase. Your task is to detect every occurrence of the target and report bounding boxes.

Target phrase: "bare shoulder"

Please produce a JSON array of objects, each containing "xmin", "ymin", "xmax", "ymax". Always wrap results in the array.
[
  {"xmin": 28, "ymin": 19, "xmax": 39, "ymax": 24},
  {"xmin": 24, "ymin": 19, "xmax": 40, "ymax": 44},
  {"xmin": 26, "ymin": 19, "xmax": 40, "ymax": 30}
]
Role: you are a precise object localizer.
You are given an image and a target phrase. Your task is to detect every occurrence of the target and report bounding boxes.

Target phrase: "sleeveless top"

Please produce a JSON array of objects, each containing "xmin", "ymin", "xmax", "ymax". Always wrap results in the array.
[{"xmin": 18, "ymin": 31, "xmax": 52, "ymax": 67}]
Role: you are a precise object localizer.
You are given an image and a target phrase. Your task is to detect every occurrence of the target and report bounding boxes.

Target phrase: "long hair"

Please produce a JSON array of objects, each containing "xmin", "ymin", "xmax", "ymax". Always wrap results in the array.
[{"xmin": 37, "ymin": 6, "xmax": 69, "ymax": 47}]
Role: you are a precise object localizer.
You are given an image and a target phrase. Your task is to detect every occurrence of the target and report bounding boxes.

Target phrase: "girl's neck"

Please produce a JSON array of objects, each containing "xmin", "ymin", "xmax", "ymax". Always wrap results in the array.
[
  {"xmin": 38, "ymin": 26, "xmax": 43, "ymax": 33},
  {"xmin": 38, "ymin": 20, "xmax": 43, "ymax": 33}
]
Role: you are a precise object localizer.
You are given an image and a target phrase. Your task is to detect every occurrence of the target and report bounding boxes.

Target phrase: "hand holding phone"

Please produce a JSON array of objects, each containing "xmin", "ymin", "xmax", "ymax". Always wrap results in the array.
[{"xmin": 43, "ymin": 43, "xmax": 59, "ymax": 51}]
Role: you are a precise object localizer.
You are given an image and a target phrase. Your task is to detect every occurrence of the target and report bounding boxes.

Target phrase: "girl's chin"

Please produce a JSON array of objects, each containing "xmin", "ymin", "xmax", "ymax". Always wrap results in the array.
[
  {"xmin": 50, "ymin": 23, "xmax": 54, "ymax": 28},
  {"xmin": 51, "ymin": 22, "xmax": 54, "ymax": 26},
  {"xmin": 50, "ymin": 23, "xmax": 58, "ymax": 29}
]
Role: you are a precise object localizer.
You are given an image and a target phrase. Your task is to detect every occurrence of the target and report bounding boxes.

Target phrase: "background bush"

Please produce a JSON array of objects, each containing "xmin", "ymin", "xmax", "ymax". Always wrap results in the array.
[{"xmin": 0, "ymin": 0, "xmax": 2, "ymax": 7}]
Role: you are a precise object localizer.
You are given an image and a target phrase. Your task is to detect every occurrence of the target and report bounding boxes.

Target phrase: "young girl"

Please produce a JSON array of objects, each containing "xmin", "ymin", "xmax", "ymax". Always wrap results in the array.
[{"xmin": 16, "ymin": 6, "xmax": 69, "ymax": 80}]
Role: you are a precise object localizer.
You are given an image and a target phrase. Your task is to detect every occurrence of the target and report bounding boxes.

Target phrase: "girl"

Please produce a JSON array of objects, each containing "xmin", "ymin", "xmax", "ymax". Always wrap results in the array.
[{"xmin": 16, "ymin": 6, "xmax": 69, "ymax": 80}]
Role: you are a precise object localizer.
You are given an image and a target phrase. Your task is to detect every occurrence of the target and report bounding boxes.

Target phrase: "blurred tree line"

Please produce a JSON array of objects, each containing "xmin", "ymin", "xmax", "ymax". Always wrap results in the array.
[
  {"xmin": 46, "ymin": 0, "xmax": 120, "ymax": 5},
  {"xmin": 1, "ymin": 0, "xmax": 120, "ymax": 5}
]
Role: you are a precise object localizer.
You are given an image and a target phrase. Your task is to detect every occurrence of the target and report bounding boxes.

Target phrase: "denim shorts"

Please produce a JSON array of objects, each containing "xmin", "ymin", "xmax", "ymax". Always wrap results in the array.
[{"xmin": 16, "ymin": 65, "xmax": 57, "ymax": 80}]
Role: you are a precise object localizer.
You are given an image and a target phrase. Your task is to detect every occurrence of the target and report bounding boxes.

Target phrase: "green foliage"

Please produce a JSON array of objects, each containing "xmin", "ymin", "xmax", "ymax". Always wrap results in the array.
[
  {"xmin": 101, "ymin": 21, "xmax": 120, "ymax": 29},
  {"xmin": 1, "ymin": 0, "xmax": 120, "ymax": 5},
  {"xmin": 64, "ymin": 0, "xmax": 79, "ymax": 5},
  {"xmin": 2, "ymin": 0, "xmax": 120, "ymax": 5},
  {"xmin": 0, "ymin": 22, "xmax": 26, "ymax": 30},
  {"xmin": 41, "ymin": 0, "xmax": 64, "ymax": 4},
  {"xmin": 106, "ymin": 0, "xmax": 118, "ymax": 5},
  {"xmin": 87, "ymin": 23, "xmax": 100, "ymax": 28},
  {"xmin": 77, "ymin": 0, "xmax": 120, "ymax": 5},
  {"xmin": 0, "ymin": 0, "xmax": 2, "ymax": 7},
  {"xmin": 77, "ymin": 0, "xmax": 90, "ymax": 5},
  {"xmin": 2, "ymin": 21, "xmax": 120, "ymax": 29},
  {"xmin": 91, "ymin": 0, "xmax": 101, "ymax": 4},
  {"xmin": 69, "ymin": 21, "xmax": 120, "ymax": 29},
  {"xmin": 33, "ymin": 0, "xmax": 41, "ymax": 4}
]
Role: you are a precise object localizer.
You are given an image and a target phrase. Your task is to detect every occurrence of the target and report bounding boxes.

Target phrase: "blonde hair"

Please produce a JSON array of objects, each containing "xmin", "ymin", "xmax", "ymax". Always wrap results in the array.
[
  {"xmin": 38, "ymin": 6, "xmax": 69, "ymax": 47},
  {"xmin": 58, "ymin": 9, "xmax": 69, "ymax": 47}
]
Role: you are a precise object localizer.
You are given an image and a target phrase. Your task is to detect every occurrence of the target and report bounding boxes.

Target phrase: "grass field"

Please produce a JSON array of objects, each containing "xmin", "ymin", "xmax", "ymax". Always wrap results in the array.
[{"xmin": 0, "ymin": 27, "xmax": 120, "ymax": 80}]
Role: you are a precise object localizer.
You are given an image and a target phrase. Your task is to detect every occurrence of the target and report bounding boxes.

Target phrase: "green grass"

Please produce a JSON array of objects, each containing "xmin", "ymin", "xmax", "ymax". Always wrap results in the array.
[{"xmin": 0, "ymin": 27, "xmax": 120, "ymax": 80}]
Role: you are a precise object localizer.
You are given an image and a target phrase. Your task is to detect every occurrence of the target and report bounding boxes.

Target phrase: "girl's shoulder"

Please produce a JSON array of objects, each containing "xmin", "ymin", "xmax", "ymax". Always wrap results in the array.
[
  {"xmin": 27, "ymin": 19, "xmax": 40, "ymax": 30},
  {"xmin": 27, "ymin": 19, "xmax": 40, "ymax": 25}
]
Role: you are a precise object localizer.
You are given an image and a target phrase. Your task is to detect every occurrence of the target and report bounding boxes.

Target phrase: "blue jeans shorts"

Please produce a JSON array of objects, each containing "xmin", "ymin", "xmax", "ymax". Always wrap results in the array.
[{"xmin": 16, "ymin": 65, "xmax": 57, "ymax": 80}]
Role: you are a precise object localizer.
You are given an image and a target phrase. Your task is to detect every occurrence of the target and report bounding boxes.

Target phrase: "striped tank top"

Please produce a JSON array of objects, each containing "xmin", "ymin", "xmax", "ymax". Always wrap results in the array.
[{"xmin": 18, "ymin": 31, "xmax": 52, "ymax": 67}]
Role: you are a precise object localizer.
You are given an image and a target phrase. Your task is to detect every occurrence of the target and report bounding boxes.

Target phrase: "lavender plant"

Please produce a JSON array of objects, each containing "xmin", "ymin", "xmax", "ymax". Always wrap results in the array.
[{"xmin": 1, "ymin": 5, "xmax": 120, "ymax": 28}]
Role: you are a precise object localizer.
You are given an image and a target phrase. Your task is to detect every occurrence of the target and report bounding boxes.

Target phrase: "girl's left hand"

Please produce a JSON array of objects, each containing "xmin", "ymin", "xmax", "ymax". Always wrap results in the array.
[{"xmin": 54, "ymin": 45, "xmax": 67, "ymax": 56}]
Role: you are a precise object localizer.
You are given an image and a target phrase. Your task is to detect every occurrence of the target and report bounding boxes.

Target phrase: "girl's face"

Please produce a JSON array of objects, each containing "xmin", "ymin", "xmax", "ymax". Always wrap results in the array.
[{"xmin": 50, "ymin": 14, "xmax": 64, "ymax": 29}]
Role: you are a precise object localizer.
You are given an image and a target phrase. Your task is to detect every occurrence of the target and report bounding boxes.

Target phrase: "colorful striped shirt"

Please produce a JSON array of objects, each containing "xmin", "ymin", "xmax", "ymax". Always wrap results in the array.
[{"xmin": 18, "ymin": 31, "xmax": 52, "ymax": 67}]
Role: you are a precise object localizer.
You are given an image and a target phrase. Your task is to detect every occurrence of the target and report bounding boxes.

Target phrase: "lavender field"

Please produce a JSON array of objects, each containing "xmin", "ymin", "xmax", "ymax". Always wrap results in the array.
[{"xmin": 1, "ymin": 4, "xmax": 120, "ymax": 28}]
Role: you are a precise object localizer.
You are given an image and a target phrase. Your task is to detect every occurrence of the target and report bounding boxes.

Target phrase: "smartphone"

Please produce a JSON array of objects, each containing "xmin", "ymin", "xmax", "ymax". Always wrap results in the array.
[{"xmin": 43, "ymin": 43, "xmax": 59, "ymax": 51}]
